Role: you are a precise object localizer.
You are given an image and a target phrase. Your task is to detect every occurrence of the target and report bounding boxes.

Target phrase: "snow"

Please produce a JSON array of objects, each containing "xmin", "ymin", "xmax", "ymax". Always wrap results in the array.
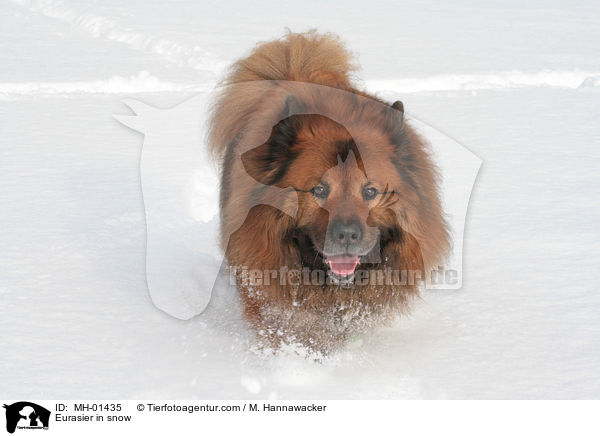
[
  {"xmin": 0, "ymin": 71, "xmax": 210, "ymax": 97},
  {"xmin": 1, "ymin": 0, "xmax": 599, "ymax": 399},
  {"xmin": 367, "ymin": 70, "xmax": 600, "ymax": 93}
]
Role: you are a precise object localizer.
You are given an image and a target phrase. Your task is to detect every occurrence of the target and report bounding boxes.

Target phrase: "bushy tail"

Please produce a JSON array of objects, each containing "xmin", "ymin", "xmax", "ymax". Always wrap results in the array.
[{"xmin": 208, "ymin": 30, "xmax": 357, "ymax": 160}]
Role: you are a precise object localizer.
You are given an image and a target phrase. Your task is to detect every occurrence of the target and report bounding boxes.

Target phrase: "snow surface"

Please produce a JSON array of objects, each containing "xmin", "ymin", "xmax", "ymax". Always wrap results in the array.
[{"xmin": 1, "ymin": 0, "xmax": 599, "ymax": 399}]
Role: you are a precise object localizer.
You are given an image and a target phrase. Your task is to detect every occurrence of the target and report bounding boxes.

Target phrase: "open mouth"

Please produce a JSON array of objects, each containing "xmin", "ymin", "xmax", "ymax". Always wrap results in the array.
[
  {"xmin": 325, "ymin": 254, "xmax": 360, "ymax": 276},
  {"xmin": 324, "ymin": 254, "xmax": 360, "ymax": 285},
  {"xmin": 292, "ymin": 230, "xmax": 377, "ymax": 286}
]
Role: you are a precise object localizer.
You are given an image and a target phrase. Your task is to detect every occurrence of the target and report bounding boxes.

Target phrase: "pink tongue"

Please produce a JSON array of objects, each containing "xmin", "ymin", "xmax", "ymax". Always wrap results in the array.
[{"xmin": 325, "ymin": 254, "xmax": 360, "ymax": 276}]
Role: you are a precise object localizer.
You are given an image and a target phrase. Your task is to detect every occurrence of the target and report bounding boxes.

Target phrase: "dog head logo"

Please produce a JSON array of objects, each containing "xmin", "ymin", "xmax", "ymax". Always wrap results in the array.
[
  {"xmin": 3, "ymin": 402, "xmax": 50, "ymax": 434},
  {"xmin": 115, "ymin": 80, "xmax": 481, "ymax": 319}
]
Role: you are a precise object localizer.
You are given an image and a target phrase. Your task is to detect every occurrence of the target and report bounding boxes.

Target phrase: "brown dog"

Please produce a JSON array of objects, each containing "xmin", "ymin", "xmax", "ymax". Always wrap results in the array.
[{"xmin": 209, "ymin": 31, "xmax": 449, "ymax": 353}]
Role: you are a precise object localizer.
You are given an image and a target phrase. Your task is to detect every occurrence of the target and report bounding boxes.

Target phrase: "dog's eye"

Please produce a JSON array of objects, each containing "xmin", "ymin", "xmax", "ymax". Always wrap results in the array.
[
  {"xmin": 363, "ymin": 186, "xmax": 378, "ymax": 200},
  {"xmin": 311, "ymin": 185, "xmax": 329, "ymax": 198}
]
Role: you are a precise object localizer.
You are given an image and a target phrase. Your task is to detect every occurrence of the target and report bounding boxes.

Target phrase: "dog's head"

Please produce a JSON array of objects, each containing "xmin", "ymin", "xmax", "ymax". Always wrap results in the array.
[{"xmin": 241, "ymin": 96, "xmax": 447, "ymax": 285}]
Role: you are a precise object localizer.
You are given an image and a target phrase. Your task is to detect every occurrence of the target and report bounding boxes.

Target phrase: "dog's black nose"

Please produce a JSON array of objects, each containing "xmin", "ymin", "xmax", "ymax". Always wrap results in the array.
[{"xmin": 332, "ymin": 220, "xmax": 363, "ymax": 245}]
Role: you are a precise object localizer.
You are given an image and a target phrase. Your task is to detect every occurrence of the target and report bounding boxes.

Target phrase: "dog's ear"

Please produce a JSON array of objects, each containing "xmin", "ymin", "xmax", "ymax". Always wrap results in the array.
[
  {"xmin": 241, "ymin": 102, "xmax": 302, "ymax": 186},
  {"xmin": 377, "ymin": 99, "xmax": 405, "ymax": 138},
  {"xmin": 242, "ymin": 95, "xmax": 305, "ymax": 186},
  {"xmin": 391, "ymin": 100, "xmax": 404, "ymax": 124}
]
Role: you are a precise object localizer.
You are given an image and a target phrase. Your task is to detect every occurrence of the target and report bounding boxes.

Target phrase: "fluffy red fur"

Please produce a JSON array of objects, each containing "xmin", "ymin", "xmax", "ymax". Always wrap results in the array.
[{"xmin": 209, "ymin": 31, "xmax": 449, "ymax": 353}]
